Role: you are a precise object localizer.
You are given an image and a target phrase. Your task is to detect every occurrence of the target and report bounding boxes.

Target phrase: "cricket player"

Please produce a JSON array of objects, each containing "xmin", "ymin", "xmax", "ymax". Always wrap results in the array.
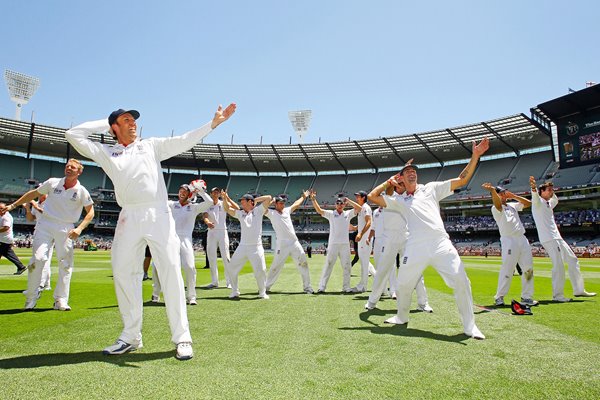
[
  {"xmin": 222, "ymin": 191, "xmax": 272, "ymax": 299},
  {"xmin": 346, "ymin": 191, "xmax": 377, "ymax": 292},
  {"xmin": 366, "ymin": 182, "xmax": 432, "ymax": 312},
  {"xmin": 265, "ymin": 192, "xmax": 313, "ymax": 294},
  {"xmin": 374, "ymin": 138, "xmax": 489, "ymax": 340},
  {"xmin": 482, "ymin": 183, "xmax": 538, "ymax": 307},
  {"xmin": 24, "ymin": 196, "xmax": 53, "ymax": 291},
  {"xmin": 310, "ymin": 192, "xmax": 356, "ymax": 293},
  {"xmin": 65, "ymin": 104, "xmax": 236, "ymax": 360},
  {"xmin": 152, "ymin": 182, "xmax": 212, "ymax": 305},
  {"xmin": 203, "ymin": 187, "xmax": 232, "ymax": 288},
  {"xmin": 0, "ymin": 159, "xmax": 95, "ymax": 311},
  {"xmin": 0, "ymin": 203, "xmax": 27, "ymax": 275},
  {"xmin": 529, "ymin": 177, "xmax": 596, "ymax": 301}
]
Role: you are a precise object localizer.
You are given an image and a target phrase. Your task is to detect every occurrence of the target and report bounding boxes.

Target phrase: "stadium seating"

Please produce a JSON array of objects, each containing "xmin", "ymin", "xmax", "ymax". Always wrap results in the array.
[
  {"xmin": 467, "ymin": 157, "xmax": 518, "ymax": 196},
  {"xmin": 311, "ymin": 175, "xmax": 346, "ymax": 204},
  {"xmin": 286, "ymin": 176, "xmax": 315, "ymax": 199},
  {"xmin": 343, "ymin": 173, "xmax": 379, "ymax": 197},
  {"xmin": 552, "ymin": 163, "xmax": 600, "ymax": 187},
  {"xmin": 505, "ymin": 151, "xmax": 553, "ymax": 192},
  {"xmin": 256, "ymin": 176, "xmax": 288, "ymax": 196},
  {"xmin": 227, "ymin": 176, "xmax": 259, "ymax": 198}
]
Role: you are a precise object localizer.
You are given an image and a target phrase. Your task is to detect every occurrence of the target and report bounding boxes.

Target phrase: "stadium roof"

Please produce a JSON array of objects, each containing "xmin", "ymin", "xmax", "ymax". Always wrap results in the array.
[
  {"xmin": 534, "ymin": 83, "xmax": 600, "ymax": 123},
  {"xmin": 0, "ymin": 113, "xmax": 550, "ymax": 175}
]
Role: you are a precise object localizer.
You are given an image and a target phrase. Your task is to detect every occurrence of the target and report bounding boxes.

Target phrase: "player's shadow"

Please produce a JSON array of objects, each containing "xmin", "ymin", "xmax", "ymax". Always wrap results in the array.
[
  {"xmin": 0, "ymin": 350, "xmax": 174, "ymax": 369},
  {"xmin": 0, "ymin": 308, "xmax": 54, "ymax": 315},
  {"xmin": 339, "ymin": 309, "xmax": 469, "ymax": 345},
  {"xmin": 0, "ymin": 289, "xmax": 26, "ymax": 294},
  {"xmin": 536, "ymin": 299, "xmax": 586, "ymax": 305}
]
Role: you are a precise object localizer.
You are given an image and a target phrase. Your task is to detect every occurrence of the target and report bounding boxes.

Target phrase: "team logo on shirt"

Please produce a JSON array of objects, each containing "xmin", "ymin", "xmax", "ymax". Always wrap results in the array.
[
  {"xmin": 402, "ymin": 256, "xmax": 408, "ymax": 264},
  {"xmin": 111, "ymin": 151, "xmax": 123, "ymax": 157},
  {"xmin": 70, "ymin": 193, "xmax": 78, "ymax": 201},
  {"xmin": 53, "ymin": 188, "xmax": 62, "ymax": 194}
]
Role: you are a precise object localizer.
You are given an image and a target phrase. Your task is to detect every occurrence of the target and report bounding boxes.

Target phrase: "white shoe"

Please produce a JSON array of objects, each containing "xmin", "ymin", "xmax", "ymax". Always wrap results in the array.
[
  {"xmin": 391, "ymin": 292, "xmax": 397, "ymax": 300},
  {"xmin": 226, "ymin": 283, "xmax": 232, "ymax": 289},
  {"xmin": 553, "ymin": 295, "xmax": 572, "ymax": 303},
  {"xmin": 229, "ymin": 291, "xmax": 240, "ymax": 299},
  {"xmin": 364, "ymin": 301, "xmax": 376, "ymax": 310},
  {"xmin": 188, "ymin": 297, "xmax": 197, "ymax": 305},
  {"xmin": 151, "ymin": 295, "xmax": 160, "ymax": 303},
  {"xmin": 176, "ymin": 342, "xmax": 193, "ymax": 360},
  {"xmin": 574, "ymin": 291, "xmax": 596, "ymax": 297},
  {"xmin": 494, "ymin": 296, "xmax": 504, "ymax": 306},
  {"xmin": 417, "ymin": 303, "xmax": 433, "ymax": 313},
  {"xmin": 467, "ymin": 326, "xmax": 486, "ymax": 340},
  {"xmin": 521, "ymin": 298, "xmax": 539, "ymax": 307},
  {"xmin": 259, "ymin": 292, "xmax": 270, "ymax": 300},
  {"xmin": 53, "ymin": 299, "xmax": 71, "ymax": 311},
  {"xmin": 205, "ymin": 283, "xmax": 218, "ymax": 289},
  {"xmin": 304, "ymin": 287, "xmax": 314, "ymax": 294},
  {"xmin": 24, "ymin": 298, "xmax": 37, "ymax": 311},
  {"xmin": 103, "ymin": 339, "xmax": 142, "ymax": 355},
  {"xmin": 384, "ymin": 315, "xmax": 408, "ymax": 325}
]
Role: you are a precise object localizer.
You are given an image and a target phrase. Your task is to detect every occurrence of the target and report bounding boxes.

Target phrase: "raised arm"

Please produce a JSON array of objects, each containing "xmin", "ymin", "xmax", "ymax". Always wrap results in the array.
[
  {"xmin": 450, "ymin": 137, "xmax": 489, "ymax": 191},
  {"xmin": 481, "ymin": 183, "xmax": 502, "ymax": 212},
  {"xmin": 345, "ymin": 197, "xmax": 362, "ymax": 213},
  {"xmin": 65, "ymin": 119, "xmax": 108, "ymax": 161},
  {"xmin": 0, "ymin": 189, "xmax": 42, "ymax": 216},
  {"xmin": 221, "ymin": 190, "xmax": 237, "ymax": 217},
  {"xmin": 289, "ymin": 190, "xmax": 310, "ymax": 213},
  {"xmin": 68, "ymin": 204, "xmax": 95, "ymax": 240},
  {"xmin": 309, "ymin": 190, "xmax": 325, "ymax": 217},
  {"xmin": 368, "ymin": 174, "xmax": 401, "ymax": 208},
  {"xmin": 506, "ymin": 191, "xmax": 531, "ymax": 208},
  {"xmin": 254, "ymin": 195, "xmax": 273, "ymax": 213}
]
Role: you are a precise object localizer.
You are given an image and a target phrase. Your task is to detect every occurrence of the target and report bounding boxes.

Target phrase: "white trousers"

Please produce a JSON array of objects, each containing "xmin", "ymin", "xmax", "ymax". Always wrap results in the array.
[
  {"xmin": 369, "ymin": 235, "xmax": 428, "ymax": 306},
  {"xmin": 27, "ymin": 219, "xmax": 73, "ymax": 303},
  {"xmin": 356, "ymin": 238, "xmax": 376, "ymax": 291},
  {"xmin": 152, "ymin": 235, "xmax": 197, "ymax": 300},
  {"xmin": 541, "ymin": 239, "xmax": 585, "ymax": 297},
  {"xmin": 266, "ymin": 239, "xmax": 312, "ymax": 291},
  {"xmin": 394, "ymin": 237, "xmax": 478, "ymax": 334},
  {"xmin": 228, "ymin": 244, "xmax": 267, "ymax": 296},
  {"xmin": 319, "ymin": 243, "xmax": 352, "ymax": 292},
  {"xmin": 111, "ymin": 206, "xmax": 191, "ymax": 345},
  {"xmin": 27, "ymin": 245, "xmax": 53, "ymax": 289},
  {"xmin": 495, "ymin": 235, "xmax": 534, "ymax": 300},
  {"xmin": 207, "ymin": 228, "xmax": 231, "ymax": 286}
]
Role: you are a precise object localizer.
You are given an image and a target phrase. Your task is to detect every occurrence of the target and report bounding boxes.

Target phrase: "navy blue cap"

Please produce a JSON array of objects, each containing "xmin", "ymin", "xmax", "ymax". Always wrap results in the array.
[
  {"xmin": 108, "ymin": 109, "xmax": 140, "ymax": 126},
  {"xmin": 495, "ymin": 186, "xmax": 507, "ymax": 194},
  {"xmin": 274, "ymin": 195, "xmax": 286, "ymax": 203},
  {"xmin": 399, "ymin": 163, "xmax": 418, "ymax": 175},
  {"xmin": 354, "ymin": 190, "xmax": 368, "ymax": 198},
  {"xmin": 335, "ymin": 198, "xmax": 344, "ymax": 204},
  {"xmin": 239, "ymin": 194, "xmax": 255, "ymax": 201}
]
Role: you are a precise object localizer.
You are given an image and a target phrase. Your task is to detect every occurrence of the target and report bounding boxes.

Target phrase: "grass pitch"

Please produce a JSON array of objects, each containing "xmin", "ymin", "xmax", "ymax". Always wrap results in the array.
[{"xmin": 1, "ymin": 249, "xmax": 599, "ymax": 399}]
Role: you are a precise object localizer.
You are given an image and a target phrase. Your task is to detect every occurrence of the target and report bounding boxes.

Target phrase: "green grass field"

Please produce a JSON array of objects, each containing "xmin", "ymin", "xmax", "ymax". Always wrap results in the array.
[{"xmin": 1, "ymin": 249, "xmax": 599, "ymax": 399}]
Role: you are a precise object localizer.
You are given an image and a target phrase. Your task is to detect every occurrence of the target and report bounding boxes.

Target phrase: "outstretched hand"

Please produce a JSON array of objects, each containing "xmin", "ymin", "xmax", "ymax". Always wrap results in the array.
[
  {"xmin": 529, "ymin": 176, "xmax": 537, "ymax": 190},
  {"xmin": 211, "ymin": 103, "xmax": 237, "ymax": 129},
  {"xmin": 481, "ymin": 182, "xmax": 494, "ymax": 192},
  {"xmin": 472, "ymin": 137, "xmax": 490, "ymax": 158}
]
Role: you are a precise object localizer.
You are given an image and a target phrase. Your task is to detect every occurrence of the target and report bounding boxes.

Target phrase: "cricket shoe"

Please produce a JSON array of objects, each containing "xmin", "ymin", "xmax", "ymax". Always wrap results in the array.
[
  {"xmin": 205, "ymin": 283, "xmax": 218, "ymax": 289},
  {"xmin": 494, "ymin": 296, "xmax": 505, "ymax": 306},
  {"xmin": 384, "ymin": 315, "xmax": 408, "ymax": 325},
  {"xmin": 151, "ymin": 295, "xmax": 160, "ymax": 303},
  {"xmin": 416, "ymin": 303, "xmax": 434, "ymax": 313},
  {"xmin": 553, "ymin": 295, "xmax": 572, "ymax": 303},
  {"xmin": 229, "ymin": 291, "xmax": 240, "ymax": 299},
  {"xmin": 466, "ymin": 326, "xmax": 486, "ymax": 340},
  {"xmin": 574, "ymin": 291, "xmax": 597, "ymax": 297},
  {"xmin": 188, "ymin": 297, "xmax": 197, "ymax": 306},
  {"xmin": 350, "ymin": 286, "xmax": 366, "ymax": 293},
  {"xmin": 364, "ymin": 301, "xmax": 376, "ymax": 310},
  {"xmin": 258, "ymin": 292, "xmax": 270, "ymax": 300},
  {"xmin": 520, "ymin": 298, "xmax": 539, "ymax": 307},
  {"xmin": 53, "ymin": 299, "xmax": 71, "ymax": 311},
  {"xmin": 24, "ymin": 298, "xmax": 37, "ymax": 311},
  {"xmin": 304, "ymin": 287, "xmax": 314, "ymax": 294},
  {"xmin": 14, "ymin": 266, "xmax": 27, "ymax": 275},
  {"xmin": 103, "ymin": 339, "xmax": 142, "ymax": 355},
  {"xmin": 176, "ymin": 342, "xmax": 193, "ymax": 360}
]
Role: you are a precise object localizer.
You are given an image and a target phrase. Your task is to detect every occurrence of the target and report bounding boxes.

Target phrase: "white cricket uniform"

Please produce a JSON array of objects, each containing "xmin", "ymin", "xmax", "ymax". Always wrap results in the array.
[
  {"xmin": 205, "ymin": 199, "xmax": 231, "ymax": 286},
  {"xmin": 153, "ymin": 192, "xmax": 212, "ymax": 301},
  {"xmin": 355, "ymin": 203, "xmax": 376, "ymax": 291},
  {"xmin": 491, "ymin": 202, "xmax": 534, "ymax": 300},
  {"xmin": 25, "ymin": 177, "xmax": 93, "ymax": 305},
  {"xmin": 265, "ymin": 207, "xmax": 312, "ymax": 292},
  {"xmin": 531, "ymin": 190, "xmax": 585, "ymax": 297},
  {"xmin": 318, "ymin": 209, "xmax": 356, "ymax": 292},
  {"xmin": 27, "ymin": 206, "xmax": 53, "ymax": 290},
  {"xmin": 368, "ymin": 197, "xmax": 429, "ymax": 307},
  {"xmin": 384, "ymin": 181, "xmax": 481, "ymax": 337},
  {"xmin": 66, "ymin": 118, "xmax": 213, "ymax": 345},
  {"xmin": 228, "ymin": 207, "xmax": 268, "ymax": 297}
]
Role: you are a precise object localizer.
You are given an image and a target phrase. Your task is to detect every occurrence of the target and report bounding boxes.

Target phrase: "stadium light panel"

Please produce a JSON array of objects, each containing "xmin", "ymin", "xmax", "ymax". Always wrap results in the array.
[
  {"xmin": 288, "ymin": 110, "xmax": 312, "ymax": 143},
  {"xmin": 4, "ymin": 70, "xmax": 40, "ymax": 121}
]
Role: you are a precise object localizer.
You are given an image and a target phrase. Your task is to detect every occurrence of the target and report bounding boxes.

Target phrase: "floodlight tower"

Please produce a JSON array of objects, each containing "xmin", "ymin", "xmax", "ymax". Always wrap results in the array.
[
  {"xmin": 288, "ymin": 110, "xmax": 312, "ymax": 143},
  {"xmin": 4, "ymin": 70, "xmax": 40, "ymax": 121}
]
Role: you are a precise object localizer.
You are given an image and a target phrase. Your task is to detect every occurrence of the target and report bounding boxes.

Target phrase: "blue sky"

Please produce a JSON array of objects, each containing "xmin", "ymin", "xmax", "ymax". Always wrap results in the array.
[{"xmin": 1, "ymin": 1, "xmax": 598, "ymax": 145}]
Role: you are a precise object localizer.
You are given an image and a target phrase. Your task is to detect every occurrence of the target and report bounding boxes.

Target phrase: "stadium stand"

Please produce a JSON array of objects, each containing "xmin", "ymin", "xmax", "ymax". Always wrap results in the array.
[
  {"xmin": 466, "ymin": 157, "xmax": 519, "ymax": 196},
  {"xmin": 343, "ymin": 173, "xmax": 380, "ymax": 197},
  {"xmin": 256, "ymin": 176, "xmax": 288, "ymax": 196},
  {"xmin": 226, "ymin": 175, "xmax": 259, "ymax": 198},
  {"xmin": 201, "ymin": 174, "xmax": 229, "ymax": 192},
  {"xmin": 551, "ymin": 163, "xmax": 600, "ymax": 187},
  {"xmin": 311, "ymin": 175, "xmax": 347, "ymax": 204},
  {"xmin": 503, "ymin": 151, "xmax": 553, "ymax": 192},
  {"xmin": 286, "ymin": 176, "xmax": 315, "ymax": 198}
]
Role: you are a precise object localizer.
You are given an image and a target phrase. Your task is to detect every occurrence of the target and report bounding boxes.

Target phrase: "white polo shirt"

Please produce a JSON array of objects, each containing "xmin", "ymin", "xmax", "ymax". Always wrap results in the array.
[
  {"xmin": 234, "ymin": 207, "xmax": 266, "ymax": 246},
  {"xmin": 371, "ymin": 208, "xmax": 384, "ymax": 239},
  {"xmin": 530, "ymin": 191, "xmax": 561, "ymax": 243},
  {"xmin": 169, "ymin": 194, "xmax": 211, "ymax": 238},
  {"xmin": 491, "ymin": 202, "xmax": 525, "ymax": 237},
  {"xmin": 323, "ymin": 209, "xmax": 356, "ymax": 245},
  {"xmin": 384, "ymin": 180, "xmax": 452, "ymax": 243},
  {"xmin": 66, "ymin": 119, "xmax": 213, "ymax": 208},
  {"xmin": 0, "ymin": 213, "xmax": 14, "ymax": 244},
  {"xmin": 36, "ymin": 178, "xmax": 93, "ymax": 224},
  {"xmin": 357, "ymin": 203, "xmax": 372, "ymax": 241},
  {"xmin": 266, "ymin": 207, "xmax": 298, "ymax": 242},
  {"xmin": 205, "ymin": 200, "xmax": 228, "ymax": 230}
]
